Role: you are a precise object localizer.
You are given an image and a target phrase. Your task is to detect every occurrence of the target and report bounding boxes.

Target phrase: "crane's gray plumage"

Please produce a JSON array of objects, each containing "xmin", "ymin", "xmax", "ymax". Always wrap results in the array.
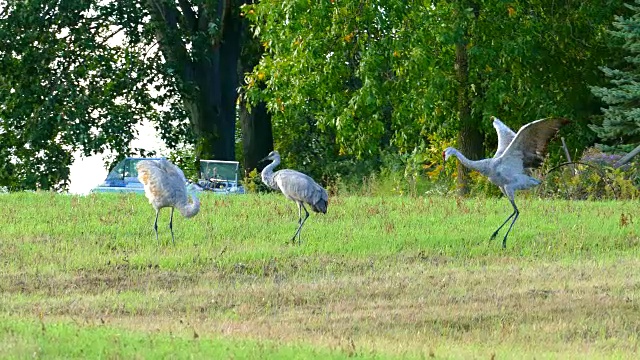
[
  {"xmin": 137, "ymin": 159, "xmax": 201, "ymax": 244},
  {"xmin": 261, "ymin": 151, "xmax": 328, "ymax": 244},
  {"xmin": 492, "ymin": 116, "xmax": 516, "ymax": 159},
  {"xmin": 444, "ymin": 116, "xmax": 569, "ymax": 248}
]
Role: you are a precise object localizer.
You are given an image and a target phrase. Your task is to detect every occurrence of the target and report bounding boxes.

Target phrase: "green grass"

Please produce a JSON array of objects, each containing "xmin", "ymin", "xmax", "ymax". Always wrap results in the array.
[
  {"xmin": 0, "ymin": 316, "xmax": 386, "ymax": 359},
  {"xmin": 0, "ymin": 192, "xmax": 639, "ymax": 359}
]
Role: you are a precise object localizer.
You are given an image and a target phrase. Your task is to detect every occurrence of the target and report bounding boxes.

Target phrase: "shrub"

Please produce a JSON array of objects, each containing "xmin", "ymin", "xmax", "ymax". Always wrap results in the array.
[{"xmin": 535, "ymin": 147, "xmax": 640, "ymax": 200}]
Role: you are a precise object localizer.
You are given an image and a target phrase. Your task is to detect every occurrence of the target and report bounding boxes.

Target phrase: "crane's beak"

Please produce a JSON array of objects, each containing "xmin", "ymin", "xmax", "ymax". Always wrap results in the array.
[{"xmin": 259, "ymin": 155, "xmax": 270, "ymax": 163}]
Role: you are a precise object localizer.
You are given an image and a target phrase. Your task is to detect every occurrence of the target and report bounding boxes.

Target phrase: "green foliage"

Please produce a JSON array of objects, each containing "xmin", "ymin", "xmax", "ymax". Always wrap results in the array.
[
  {"xmin": 167, "ymin": 145, "xmax": 199, "ymax": 181},
  {"xmin": 244, "ymin": 0, "xmax": 623, "ymax": 187},
  {"xmin": 0, "ymin": 0, "xmax": 626, "ymax": 191},
  {"xmin": 0, "ymin": 1, "xmax": 159, "ymax": 190},
  {"xmin": 244, "ymin": 0, "xmax": 456, "ymax": 180},
  {"xmin": 591, "ymin": 0, "xmax": 640, "ymax": 151},
  {"xmin": 537, "ymin": 147, "xmax": 640, "ymax": 200},
  {"xmin": 0, "ymin": 0, "xmax": 248, "ymax": 191},
  {"xmin": 0, "ymin": 0, "xmax": 187, "ymax": 190},
  {"xmin": 242, "ymin": 167, "xmax": 269, "ymax": 193}
]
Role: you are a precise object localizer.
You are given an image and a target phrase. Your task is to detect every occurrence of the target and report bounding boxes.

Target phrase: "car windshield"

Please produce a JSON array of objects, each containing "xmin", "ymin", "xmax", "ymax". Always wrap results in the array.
[
  {"xmin": 106, "ymin": 158, "xmax": 160, "ymax": 180},
  {"xmin": 200, "ymin": 161, "xmax": 239, "ymax": 182}
]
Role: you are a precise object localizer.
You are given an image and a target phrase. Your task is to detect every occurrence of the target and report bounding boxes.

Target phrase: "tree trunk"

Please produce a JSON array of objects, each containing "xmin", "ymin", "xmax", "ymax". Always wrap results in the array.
[
  {"xmin": 184, "ymin": 57, "xmax": 237, "ymax": 162},
  {"xmin": 217, "ymin": 2, "xmax": 242, "ymax": 161},
  {"xmin": 454, "ymin": 23, "xmax": 483, "ymax": 196},
  {"xmin": 239, "ymin": 100, "xmax": 273, "ymax": 174},
  {"xmin": 238, "ymin": 0, "xmax": 274, "ymax": 174},
  {"xmin": 147, "ymin": 0, "xmax": 240, "ymax": 162}
]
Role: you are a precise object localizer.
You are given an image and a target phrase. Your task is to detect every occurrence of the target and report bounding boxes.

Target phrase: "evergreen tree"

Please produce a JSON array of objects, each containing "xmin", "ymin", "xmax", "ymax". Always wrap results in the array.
[{"xmin": 591, "ymin": 1, "xmax": 640, "ymax": 152}]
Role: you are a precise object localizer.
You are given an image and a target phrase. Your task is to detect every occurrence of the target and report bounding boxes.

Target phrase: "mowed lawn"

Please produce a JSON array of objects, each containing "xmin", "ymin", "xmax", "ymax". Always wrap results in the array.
[{"xmin": 0, "ymin": 192, "xmax": 638, "ymax": 359}]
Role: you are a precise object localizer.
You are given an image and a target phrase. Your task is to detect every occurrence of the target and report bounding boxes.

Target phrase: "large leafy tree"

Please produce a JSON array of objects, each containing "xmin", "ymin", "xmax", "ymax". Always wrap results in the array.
[
  {"xmin": 591, "ymin": 0, "xmax": 640, "ymax": 152},
  {"xmin": 0, "ymin": 0, "xmax": 161, "ymax": 190},
  {"xmin": 245, "ymin": 0, "xmax": 622, "ymax": 190},
  {"xmin": 0, "ymin": 0, "xmax": 270, "ymax": 191}
]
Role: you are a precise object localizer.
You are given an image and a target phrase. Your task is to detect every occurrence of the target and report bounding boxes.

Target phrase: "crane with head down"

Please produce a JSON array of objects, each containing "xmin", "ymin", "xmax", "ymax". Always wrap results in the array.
[{"xmin": 136, "ymin": 159, "xmax": 201, "ymax": 244}]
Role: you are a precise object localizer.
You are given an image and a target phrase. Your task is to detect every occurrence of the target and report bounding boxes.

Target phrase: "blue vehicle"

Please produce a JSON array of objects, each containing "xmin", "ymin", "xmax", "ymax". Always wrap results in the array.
[{"xmin": 91, "ymin": 157, "xmax": 163, "ymax": 194}]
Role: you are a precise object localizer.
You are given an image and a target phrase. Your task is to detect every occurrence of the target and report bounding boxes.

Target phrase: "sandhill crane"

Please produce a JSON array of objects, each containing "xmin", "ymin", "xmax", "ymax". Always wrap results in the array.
[
  {"xmin": 136, "ymin": 159, "xmax": 201, "ymax": 244},
  {"xmin": 261, "ymin": 151, "xmax": 328, "ymax": 244},
  {"xmin": 444, "ymin": 116, "xmax": 569, "ymax": 248}
]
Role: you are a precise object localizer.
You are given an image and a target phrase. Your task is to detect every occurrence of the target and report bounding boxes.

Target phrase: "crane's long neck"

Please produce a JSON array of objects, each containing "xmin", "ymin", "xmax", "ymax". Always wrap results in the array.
[
  {"xmin": 177, "ymin": 194, "xmax": 200, "ymax": 218},
  {"xmin": 261, "ymin": 157, "xmax": 280, "ymax": 190},
  {"xmin": 449, "ymin": 148, "xmax": 492, "ymax": 176}
]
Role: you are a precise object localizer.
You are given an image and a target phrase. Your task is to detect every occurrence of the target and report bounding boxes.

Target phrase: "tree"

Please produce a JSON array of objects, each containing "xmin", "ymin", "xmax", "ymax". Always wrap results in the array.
[
  {"xmin": 452, "ymin": 1, "xmax": 483, "ymax": 194},
  {"xmin": 245, "ymin": 0, "xmax": 621, "ymax": 190},
  {"xmin": 244, "ymin": 0, "xmax": 455, "ymax": 182},
  {"xmin": 591, "ymin": 0, "xmax": 640, "ymax": 152},
  {"xmin": 0, "ymin": 0, "xmax": 160, "ymax": 190},
  {"xmin": 0, "ymin": 0, "xmax": 264, "ymax": 190},
  {"xmin": 238, "ymin": 1, "xmax": 273, "ymax": 174},
  {"xmin": 145, "ymin": 0, "xmax": 243, "ymax": 162}
]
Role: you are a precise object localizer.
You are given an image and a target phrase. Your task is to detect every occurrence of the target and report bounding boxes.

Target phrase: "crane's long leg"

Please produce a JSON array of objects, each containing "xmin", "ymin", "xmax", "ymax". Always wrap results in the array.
[
  {"xmin": 490, "ymin": 210, "xmax": 516, "ymax": 241},
  {"xmin": 501, "ymin": 197, "xmax": 519, "ymax": 249},
  {"xmin": 154, "ymin": 209, "xmax": 160, "ymax": 245},
  {"xmin": 290, "ymin": 202, "xmax": 303, "ymax": 244},
  {"xmin": 290, "ymin": 202, "xmax": 309, "ymax": 245},
  {"xmin": 490, "ymin": 188, "xmax": 519, "ymax": 249},
  {"xmin": 297, "ymin": 204, "xmax": 310, "ymax": 245},
  {"xmin": 169, "ymin": 207, "xmax": 175, "ymax": 245},
  {"xmin": 490, "ymin": 187, "xmax": 515, "ymax": 241}
]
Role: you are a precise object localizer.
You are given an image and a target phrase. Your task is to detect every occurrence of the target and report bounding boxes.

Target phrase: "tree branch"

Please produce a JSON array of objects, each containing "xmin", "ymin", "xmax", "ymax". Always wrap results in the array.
[
  {"xmin": 0, "ymin": 4, "xmax": 10, "ymax": 19},
  {"xmin": 197, "ymin": 3, "xmax": 208, "ymax": 31},
  {"xmin": 143, "ymin": 40, "xmax": 160, "ymax": 60},
  {"xmin": 177, "ymin": 0, "xmax": 198, "ymax": 33},
  {"xmin": 97, "ymin": 27, "xmax": 125, "ymax": 47},
  {"xmin": 195, "ymin": 0, "xmax": 231, "ymax": 44},
  {"xmin": 219, "ymin": 0, "xmax": 230, "ymax": 33},
  {"xmin": 145, "ymin": 0, "xmax": 194, "ymax": 84}
]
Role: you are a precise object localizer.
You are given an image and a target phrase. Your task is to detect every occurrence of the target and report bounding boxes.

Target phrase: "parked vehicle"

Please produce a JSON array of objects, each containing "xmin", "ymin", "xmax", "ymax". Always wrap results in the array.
[
  {"xmin": 91, "ymin": 157, "xmax": 162, "ymax": 194},
  {"xmin": 91, "ymin": 157, "xmax": 245, "ymax": 194},
  {"xmin": 197, "ymin": 160, "xmax": 245, "ymax": 194}
]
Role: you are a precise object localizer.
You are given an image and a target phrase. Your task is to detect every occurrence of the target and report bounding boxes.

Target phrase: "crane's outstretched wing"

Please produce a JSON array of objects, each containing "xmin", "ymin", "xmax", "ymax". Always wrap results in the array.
[
  {"xmin": 500, "ymin": 117, "xmax": 569, "ymax": 168},
  {"xmin": 491, "ymin": 116, "xmax": 517, "ymax": 158}
]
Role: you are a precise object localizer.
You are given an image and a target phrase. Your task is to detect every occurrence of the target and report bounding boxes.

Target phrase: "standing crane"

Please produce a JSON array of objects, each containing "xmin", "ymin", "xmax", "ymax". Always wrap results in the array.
[
  {"xmin": 136, "ymin": 159, "xmax": 201, "ymax": 244},
  {"xmin": 260, "ymin": 151, "xmax": 329, "ymax": 244},
  {"xmin": 443, "ymin": 116, "xmax": 569, "ymax": 248}
]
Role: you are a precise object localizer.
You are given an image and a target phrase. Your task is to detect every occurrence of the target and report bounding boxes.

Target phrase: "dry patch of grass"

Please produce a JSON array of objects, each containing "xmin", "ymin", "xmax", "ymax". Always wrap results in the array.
[{"xmin": 2, "ymin": 255, "xmax": 638, "ymax": 358}]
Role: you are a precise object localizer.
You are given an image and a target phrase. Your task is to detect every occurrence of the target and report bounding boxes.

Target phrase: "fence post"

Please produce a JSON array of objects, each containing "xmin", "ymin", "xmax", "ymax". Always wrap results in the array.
[
  {"xmin": 614, "ymin": 143, "xmax": 640, "ymax": 168},
  {"xmin": 560, "ymin": 137, "xmax": 576, "ymax": 175}
]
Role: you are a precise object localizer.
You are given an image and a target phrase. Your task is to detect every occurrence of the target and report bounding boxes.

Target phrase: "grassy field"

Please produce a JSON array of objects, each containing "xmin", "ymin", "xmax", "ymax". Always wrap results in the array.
[{"xmin": 0, "ymin": 192, "xmax": 638, "ymax": 359}]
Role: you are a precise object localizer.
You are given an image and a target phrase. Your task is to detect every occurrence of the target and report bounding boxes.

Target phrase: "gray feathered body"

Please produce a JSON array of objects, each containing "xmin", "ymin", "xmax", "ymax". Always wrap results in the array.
[
  {"xmin": 445, "ymin": 117, "xmax": 568, "ymax": 193},
  {"xmin": 260, "ymin": 150, "xmax": 329, "ymax": 244},
  {"xmin": 270, "ymin": 169, "xmax": 328, "ymax": 213}
]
